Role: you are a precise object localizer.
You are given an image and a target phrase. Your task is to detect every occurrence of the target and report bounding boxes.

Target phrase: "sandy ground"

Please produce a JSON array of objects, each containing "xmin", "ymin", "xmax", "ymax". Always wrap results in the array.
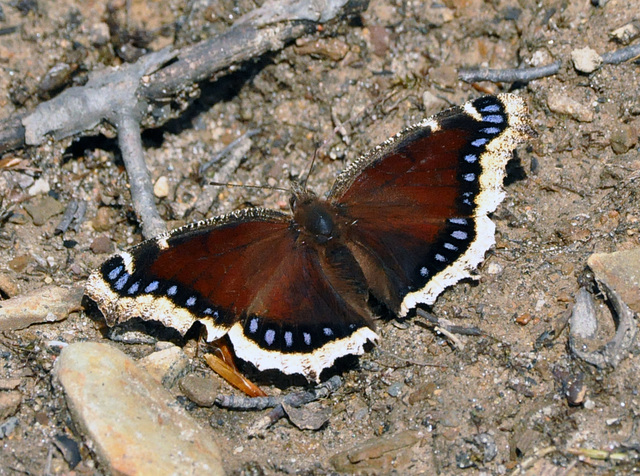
[{"xmin": 0, "ymin": 0, "xmax": 639, "ymax": 474}]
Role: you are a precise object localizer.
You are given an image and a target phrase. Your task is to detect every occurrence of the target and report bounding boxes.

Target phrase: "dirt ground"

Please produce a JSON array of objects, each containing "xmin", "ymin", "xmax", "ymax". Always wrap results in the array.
[{"xmin": 1, "ymin": 0, "xmax": 639, "ymax": 474}]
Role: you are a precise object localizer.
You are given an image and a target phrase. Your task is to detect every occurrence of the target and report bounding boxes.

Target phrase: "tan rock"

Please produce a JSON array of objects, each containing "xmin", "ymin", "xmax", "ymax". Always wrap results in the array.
[{"xmin": 54, "ymin": 342, "xmax": 225, "ymax": 476}]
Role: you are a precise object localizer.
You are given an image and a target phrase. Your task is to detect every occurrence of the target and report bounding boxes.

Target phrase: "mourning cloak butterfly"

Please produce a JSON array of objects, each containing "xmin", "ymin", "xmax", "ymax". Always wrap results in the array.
[{"xmin": 86, "ymin": 94, "xmax": 535, "ymax": 381}]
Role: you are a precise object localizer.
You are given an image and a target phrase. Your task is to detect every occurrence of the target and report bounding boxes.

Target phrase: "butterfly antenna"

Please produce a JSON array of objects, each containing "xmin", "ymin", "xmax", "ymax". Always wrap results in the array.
[
  {"xmin": 206, "ymin": 181, "xmax": 290, "ymax": 193},
  {"xmin": 301, "ymin": 147, "xmax": 321, "ymax": 189}
]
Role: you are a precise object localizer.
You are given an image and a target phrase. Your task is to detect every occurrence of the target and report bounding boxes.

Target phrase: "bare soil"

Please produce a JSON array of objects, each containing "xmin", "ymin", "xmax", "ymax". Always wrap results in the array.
[{"xmin": 0, "ymin": 0, "xmax": 639, "ymax": 474}]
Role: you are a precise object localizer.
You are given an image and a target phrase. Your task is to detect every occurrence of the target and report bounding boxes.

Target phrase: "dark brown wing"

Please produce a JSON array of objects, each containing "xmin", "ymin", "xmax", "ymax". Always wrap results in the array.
[
  {"xmin": 86, "ymin": 207, "xmax": 377, "ymax": 381},
  {"xmin": 329, "ymin": 94, "xmax": 535, "ymax": 316}
]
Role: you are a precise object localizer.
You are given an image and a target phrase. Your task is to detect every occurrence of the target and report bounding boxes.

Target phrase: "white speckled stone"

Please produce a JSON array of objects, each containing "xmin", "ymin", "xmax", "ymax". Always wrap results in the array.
[{"xmin": 54, "ymin": 342, "xmax": 224, "ymax": 476}]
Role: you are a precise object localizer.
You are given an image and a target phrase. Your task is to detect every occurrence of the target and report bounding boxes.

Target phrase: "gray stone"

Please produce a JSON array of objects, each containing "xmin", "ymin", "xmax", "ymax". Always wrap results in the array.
[{"xmin": 54, "ymin": 342, "xmax": 224, "ymax": 476}]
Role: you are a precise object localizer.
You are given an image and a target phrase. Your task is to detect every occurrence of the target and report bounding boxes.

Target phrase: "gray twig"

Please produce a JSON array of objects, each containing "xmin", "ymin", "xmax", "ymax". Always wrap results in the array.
[
  {"xmin": 2, "ymin": 0, "xmax": 367, "ymax": 236},
  {"xmin": 55, "ymin": 200, "xmax": 79, "ymax": 235},
  {"xmin": 416, "ymin": 308, "xmax": 483, "ymax": 336},
  {"xmin": 216, "ymin": 375, "xmax": 343, "ymax": 410},
  {"xmin": 116, "ymin": 109, "xmax": 167, "ymax": 238},
  {"xmin": 199, "ymin": 128, "xmax": 260, "ymax": 176},
  {"xmin": 246, "ymin": 376, "xmax": 343, "ymax": 434},
  {"xmin": 458, "ymin": 61, "xmax": 562, "ymax": 83},
  {"xmin": 601, "ymin": 42, "xmax": 640, "ymax": 65}
]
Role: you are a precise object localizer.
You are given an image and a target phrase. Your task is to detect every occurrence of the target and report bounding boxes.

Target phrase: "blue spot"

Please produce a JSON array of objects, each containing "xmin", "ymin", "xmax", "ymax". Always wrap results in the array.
[
  {"xmin": 449, "ymin": 218, "xmax": 467, "ymax": 225},
  {"xmin": 284, "ymin": 331, "xmax": 293, "ymax": 347},
  {"xmin": 186, "ymin": 296, "xmax": 196, "ymax": 307},
  {"xmin": 481, "ymin": 127, "xmax": 501, "ymax": 135},
  {"xmin": 249, "ymin": 318, "xmax": 259, "ymax": 334},
  {"xmin": 304, "ymin": 333, "xmax": 311, "ymax": 345},
  {"xmin": 480, "ymin": 104, "xmax": 500, "ymax": 113},
  {"xmin": 167, "ymin": 285, "xmax": 177, "ymax": 296},
  {"xmin": 145, "ymin": 281, "xmax": 159, "ymax": 293},
  {"xmin": 435, "ymin": 254, "xmax": 447, "ymax": 262},
  {"xmin": 472, "ymin": 138, "xmax": 488, "ymax": 147},
  {"xmin": 108, "ymin": 266, "xmax": 123, "ymax": 281},
  {"xmin": 483, "ymin": 114, "xmax": 504, "ymax": 123},
  {"xmin": 265, "ymin": 329, "xmax": 276, "ymax": 346},
  {"xmin": 463, "ymin": 173, "xmax": 476, "ymax": 182},
  {"xmin": 444, "ymin": 243, "xmax": 458, "ymax": 251},
  {"xmin": 114, "ymin": 273, "xmax": 129, "ymax": 291},
  {"xmin": 127, "ymin": 281, "xmax": 140, "ymax": 295},
  {"xmin": 420, "ymin": 267, "xmax": 429, "ymax": 277},
  {"xmin": 323, "ymin": 327, "xmax": 333, "ymax": 337},
  {"xmin": 203, "ymin": 308, "xmax": 213, "ymax": 315},
  {"xmin": 464, "ymin": 154, "xmax": 477, "ymax": 163},
  {"xmin": 452, "ymin": 230, "xmax": 468, "ymax": 240}
]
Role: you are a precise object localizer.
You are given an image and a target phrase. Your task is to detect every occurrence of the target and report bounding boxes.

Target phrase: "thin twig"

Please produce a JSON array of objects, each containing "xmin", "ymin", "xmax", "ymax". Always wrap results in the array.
[
  {"xmin": 2, "ymin": 0, "xmax": 368, "ymax": 154},
  {"xmin": 416, "ymin": 308, "xmax": 483, "ymax": 336},
  {"xmin": 55, "ymin": 200, "xmax": 79, "ymax": 235},
  {"xmin": 116, "ymin": 109, "xmax": 167, "ymax": 238},
  {"xmin": 601, "ymin": 42, "xmax": 640, "ymax": 64},
  {"xmin": 458, "ymin": 61, "xmax": 562, "ymax": 83},
  {"xmin": 199, "ymin": 128, "xmax": 260, "ymax": 176},
  {"xmin": 216, "ymin": 375, "xmax": 343, "ymax": 410}
]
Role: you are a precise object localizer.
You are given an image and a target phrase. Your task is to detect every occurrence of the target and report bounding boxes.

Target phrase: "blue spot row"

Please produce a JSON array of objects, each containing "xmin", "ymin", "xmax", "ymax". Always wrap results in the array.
[{"xmin": 102, "ymin": 257, "xmax": 222, "ymax": 323}]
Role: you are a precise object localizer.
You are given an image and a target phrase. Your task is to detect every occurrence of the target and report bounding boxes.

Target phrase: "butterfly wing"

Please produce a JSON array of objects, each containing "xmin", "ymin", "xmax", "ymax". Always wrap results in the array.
[
  {"xmin": 86, "ymin": 207, "xmax": 377, "ymax": 381},
  {"xmin": 329, "ymin": 94, "xmax": 535, "ymax": 316}
]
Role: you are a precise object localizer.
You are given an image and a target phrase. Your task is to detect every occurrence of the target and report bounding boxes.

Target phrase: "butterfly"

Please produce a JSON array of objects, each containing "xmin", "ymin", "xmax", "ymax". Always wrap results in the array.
[{"xmin": 85, "ymin": 94, "xmax": 535, "ymax": 381}]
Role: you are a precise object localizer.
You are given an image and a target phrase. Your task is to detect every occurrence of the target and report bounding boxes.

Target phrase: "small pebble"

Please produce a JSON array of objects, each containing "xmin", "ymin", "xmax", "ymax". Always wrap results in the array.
[
  {"xmin": 154, "ymin": 176, "xmax": 170, "ymax": 198},
  {"xmin": 0, "ymin": 416, "xmax": 18, "ymax": 439},
  {"xmin": 295, "ymin": 37, "xmax": 350, "ymax": 61},
  {"xmin": 92, "ymin": 207, "xmax": 115, "ymax": 232},
  {"xmin": 547, "ymin": 91, "xmax": 594, "ymax": 122},
  {"xmin": 90, "ymin": 236, "xmax": 114, "ymax": 255},
  {"xmin": 0, "ymin": 273, "xmax": 20, "ymax": 297},
  {"xmin": 179, "ymin": 375, "xmax": 221, "ymax": 407},
  {"xmin": 0, "ymin": 391, "xmax": 22, "ymax": 420},
  {"xmin": 610, "ymin": 22, "xmax": 640, "ymax": 45},
  {"xmin": 566, "ymin": 373, "xmax": 587, "ymax": 406},
  {"xmin": 610, "ymin": 123, "xmax": 637, "ymax": 155},
  {"xmin": 387, "ymin": 382, "xmax": 403, "ymax": 397},
  {"xmin": 23, "ymin": 195, "xmax": 65, "ymax": 226},
  {"xmin": 137, "ymin": 344, "xmax": 190, "ymax": 388},
  {"xmin": 571, "ymin": 47, "xmax": 602, "ymax": 73},
  {"xmin": 486, "ymin": 262, "xmax": 503, "ymax": 275},
  {"xmin": 7, "ymin": 255, "xmax": 32, "ymax": 273},
  {"xmin": 28, "ymin": 177, "xmax": 51, "ymax": 196}
]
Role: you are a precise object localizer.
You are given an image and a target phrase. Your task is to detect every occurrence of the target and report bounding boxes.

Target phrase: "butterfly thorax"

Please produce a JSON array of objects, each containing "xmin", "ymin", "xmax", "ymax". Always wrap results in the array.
[{"xmin": 290, "ymin": 186, "xmax": 337, "ymax": 245}]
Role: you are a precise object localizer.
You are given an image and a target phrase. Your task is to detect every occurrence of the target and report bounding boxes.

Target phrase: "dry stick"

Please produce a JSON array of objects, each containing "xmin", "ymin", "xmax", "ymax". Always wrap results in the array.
[
  {"xmin": 601, "ymin": 42, "xmax": 640, "ymax": 64},
  {"xmin": 116, "ymin": 109, "xmax": 167, "ymax": 238},
  {"xmin": 216, "ymin": 375, "xmax": 343, "ymax": 411},
  {"xmin": 145, "ymin": 0, "xmax": 368, "ymax": 98},
  {"xmin": 458, "ymin": 61, "xmax": 562, "ymax": 83},
  {"xmin": 2, "ymin": 0, "xmax": 368, "ymax": 238}
]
